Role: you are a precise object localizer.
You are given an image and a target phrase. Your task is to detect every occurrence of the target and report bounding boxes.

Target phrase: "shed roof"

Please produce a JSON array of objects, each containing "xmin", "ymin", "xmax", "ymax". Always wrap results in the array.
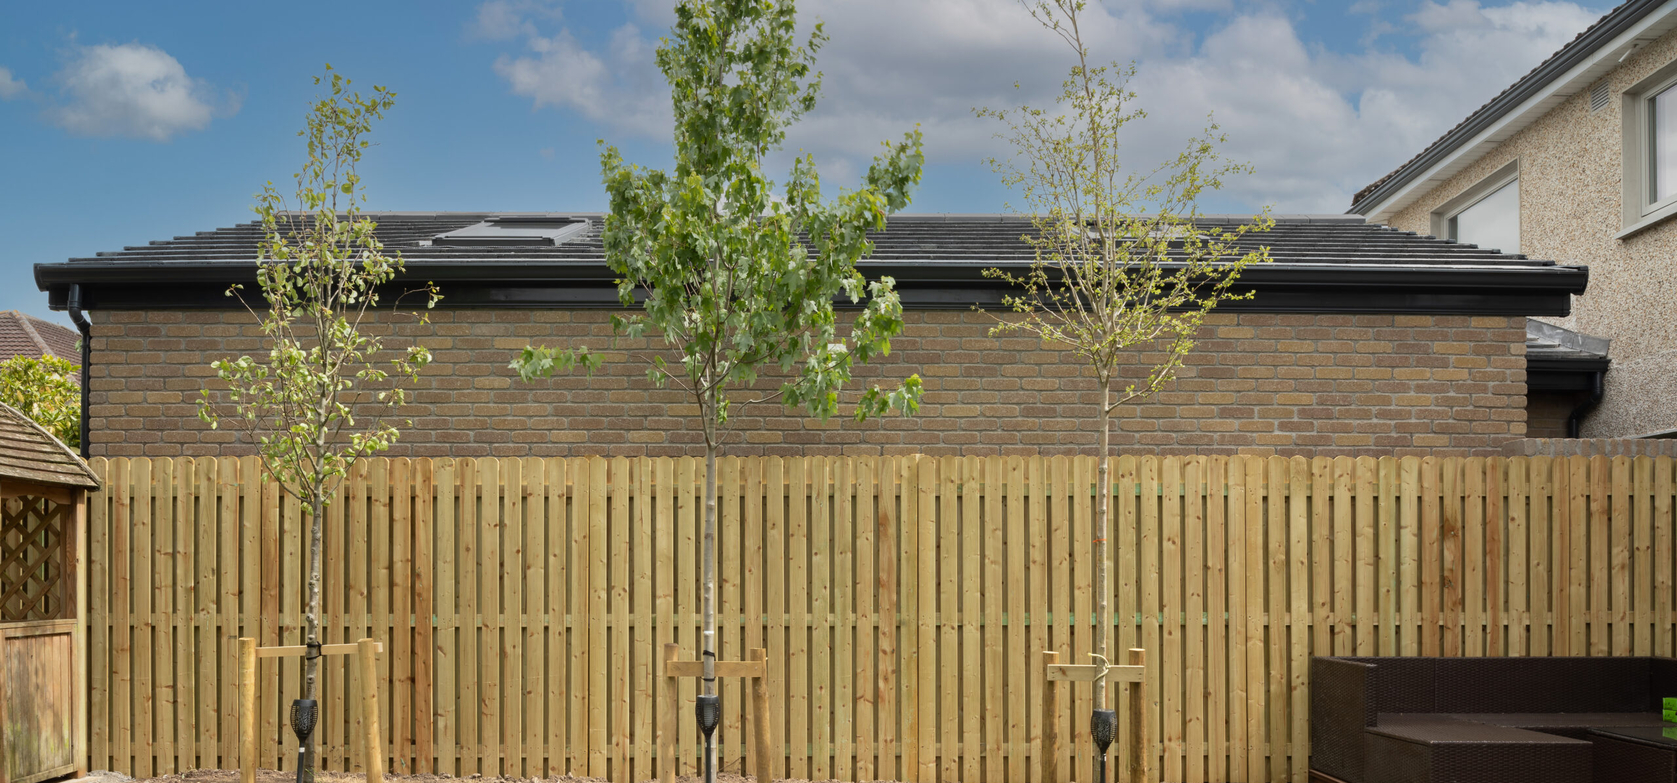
[{"xmin": 0, "ymin": 402, "xmax": 99, "ymax": 490}]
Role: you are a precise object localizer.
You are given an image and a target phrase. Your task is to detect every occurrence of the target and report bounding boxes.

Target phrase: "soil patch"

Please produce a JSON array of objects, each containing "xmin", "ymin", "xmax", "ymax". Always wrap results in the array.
[
  {"xmin": 91, "ymin": 769, "xmax": 914, "ymax": 783},
  {"xmin": 87, "ymin": 770, "xmax": 608, "ymax": 783}
]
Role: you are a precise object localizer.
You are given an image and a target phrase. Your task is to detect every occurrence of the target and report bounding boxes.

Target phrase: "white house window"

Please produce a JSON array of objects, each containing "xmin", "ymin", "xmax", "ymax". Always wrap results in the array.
[
  {"xmin": 1447, "ymin": 177, "xmax": 1520, "ymax": 254},
  {"xmin": 1618, "ymin": 63, "xmax": 1677, "ymax": 236},
  {"xmin": 1652, "ymin": 85, "xmax": 1677, "ymax": 204}
]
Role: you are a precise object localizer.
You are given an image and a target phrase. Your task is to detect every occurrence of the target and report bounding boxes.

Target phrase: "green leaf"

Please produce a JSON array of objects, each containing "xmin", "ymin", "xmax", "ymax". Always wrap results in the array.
[{"xmin": 515, "ymin": 0, "xmax": 926, "ymax": 448}]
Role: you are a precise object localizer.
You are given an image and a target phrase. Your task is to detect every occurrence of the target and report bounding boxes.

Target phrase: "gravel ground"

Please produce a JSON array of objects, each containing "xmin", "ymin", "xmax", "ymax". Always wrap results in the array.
[
  {"xmin": 84, "ymin": 770, "xmax": 609, "ymax": 783},
  {"xmin": 85, "ymin": 769, "xmax": 912, "ymax": 783}
]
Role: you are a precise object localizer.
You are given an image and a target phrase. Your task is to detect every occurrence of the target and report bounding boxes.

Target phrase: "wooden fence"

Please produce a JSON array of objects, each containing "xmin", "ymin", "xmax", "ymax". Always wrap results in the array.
[{"xmin": 85, "ymin": 454, "xmax": 1677, "ymax": 783}]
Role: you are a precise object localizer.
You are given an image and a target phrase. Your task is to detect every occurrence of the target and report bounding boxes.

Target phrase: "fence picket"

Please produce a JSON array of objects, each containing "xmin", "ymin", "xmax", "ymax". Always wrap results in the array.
[
  {"xmin": 854, "ymin": 457, "xmax": 876, "ymax": 783},
  {"xmin": 1658, "ymin": 458, "xmax": 1674, "ymax": 655},
  {"xmin": 1226, "ymin": 457, "xmax": 1248, "ymax": 783},
  {"xmin": 961, "ymin": 456, "xmax": 982, "ymax": 783},
  {"xmin": 1185, "ymin": 458, "xmax": 1206, "ymax": 783},
  {"xmin": 74, "ymin": 454, "xmax": 1677, "ymax": 782},
  {"xmin": 1523, "ymin": 457, "xmax": 1544, "ymax": 658},
  {"xmin": 812, "ymin": 456, "xmax": 833, "ymax": 781},
  {"xmin": 1161, "ymin": 457, "xmax": 1184, "ymax": 783}
]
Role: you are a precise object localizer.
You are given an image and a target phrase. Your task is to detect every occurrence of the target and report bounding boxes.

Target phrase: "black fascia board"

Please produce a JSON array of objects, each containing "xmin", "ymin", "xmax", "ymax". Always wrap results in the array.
[
  {"xmin": 1349, "ymin": 0, "xmax": 1667, "ymax": 214},
  {"xmin": 37, "ymin": 259, "xmax": 1589, "ymax": 316},
  {"xmin": 1528, "ymin": 351, "xmax": 1611, "ymax": 392},
  {"xmin": 1529, "ymin": 366, "xmax": 1612, "ymax": 392}
]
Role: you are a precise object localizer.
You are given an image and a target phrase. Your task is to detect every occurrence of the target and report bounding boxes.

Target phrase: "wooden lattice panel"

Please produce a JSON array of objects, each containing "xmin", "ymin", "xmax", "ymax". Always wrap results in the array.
[{"xmin": 0, "ymin": 497, "xmax": 68, "ymax": 622}]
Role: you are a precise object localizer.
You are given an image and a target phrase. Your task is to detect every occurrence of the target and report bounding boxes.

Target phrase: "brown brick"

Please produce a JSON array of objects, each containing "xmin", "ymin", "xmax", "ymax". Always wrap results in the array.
[{"xmin": 85, "ymin": 310, "xmax": 1527, "ymax": 458}]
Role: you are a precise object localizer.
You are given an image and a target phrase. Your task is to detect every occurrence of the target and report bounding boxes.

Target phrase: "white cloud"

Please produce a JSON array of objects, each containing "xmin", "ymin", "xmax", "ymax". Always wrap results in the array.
[
  {"xmin": 478, "ymin": 0, "xmax": 1606, "ymax": 212},
  {"xmin": 48, "ymin": 43, "xmax": 231, "ymax": 141},
  {"xmin": 0, "ymin": 67, "xmax": 26, "ymax": 100},
  {"xmin": 493, "ymin": 20, "xmax": 670, "ymax": 135},
  {"xmin": 472, "ymin": 0, "xmax": 564, "ymax": 40}
]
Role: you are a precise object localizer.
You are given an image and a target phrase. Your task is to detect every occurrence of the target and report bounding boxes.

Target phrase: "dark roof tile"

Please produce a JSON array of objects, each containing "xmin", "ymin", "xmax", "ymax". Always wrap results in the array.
[{"xmin": 63, "ymin": 212, "xmax": 1557, "ymax": 270}]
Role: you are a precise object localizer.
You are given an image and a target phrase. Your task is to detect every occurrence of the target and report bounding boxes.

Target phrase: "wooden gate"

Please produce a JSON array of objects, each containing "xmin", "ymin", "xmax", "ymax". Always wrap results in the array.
[
  {"xmin": 0, "ymin": 491, "xmax": 84, "ymax": 783},
  {"xmin": 0, "ymin": 402, "xmax": 101, "ymax": 783}
]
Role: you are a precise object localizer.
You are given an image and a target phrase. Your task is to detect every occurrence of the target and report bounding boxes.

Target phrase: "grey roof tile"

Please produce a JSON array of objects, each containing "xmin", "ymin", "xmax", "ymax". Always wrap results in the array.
[{"xmin": 64, "ymin": 212, "xmax": 1558, "ymax": 270}]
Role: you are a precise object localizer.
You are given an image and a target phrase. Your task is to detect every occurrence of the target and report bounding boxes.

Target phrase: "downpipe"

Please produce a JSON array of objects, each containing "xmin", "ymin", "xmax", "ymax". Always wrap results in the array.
[
  {"xmin": 66, "ymin": 284, "xmax": 91, "ymax": 458},
  {"xmin": 1567, "ymin": 370, "xmax": 1604, "ymax": 438}
]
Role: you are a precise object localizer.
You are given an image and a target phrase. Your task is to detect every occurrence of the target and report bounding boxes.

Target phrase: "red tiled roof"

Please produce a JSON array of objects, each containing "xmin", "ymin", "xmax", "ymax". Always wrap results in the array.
[{"xmin": 0, "ymin": 311, "xmax": 79, "ymax": 364}]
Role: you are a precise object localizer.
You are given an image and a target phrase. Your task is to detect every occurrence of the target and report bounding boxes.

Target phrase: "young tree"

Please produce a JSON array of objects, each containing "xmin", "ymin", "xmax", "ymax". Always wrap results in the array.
[
  {"xmin": 198, "ymin": 67, "xmax": 437, "ymax": 783},
  {"xmin": 979, "ymin": 1, "xmax": 1270, "ymax": 775},
  {"xmin": 0, "ymin": 355, "xmax": 81, "ymax": 448},
  {"xmin": 512, "ymin": 1, "xmax": 923, "ymax": 778}
]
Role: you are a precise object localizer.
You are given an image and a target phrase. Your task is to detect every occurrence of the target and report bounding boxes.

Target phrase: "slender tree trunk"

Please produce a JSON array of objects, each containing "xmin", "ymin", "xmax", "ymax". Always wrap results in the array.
[
  {"xmin": 1094, "ymin": 380, "xmax": 1111, "ymax": 711},
  {"xmin": 301, "ymin": 492, "xmax": 324, "ymax": 783},
  {"xmin": 701, "ymin": 393, "xmax": 719, "ymax": 782},
  {"xmin": 702, "ymin": 414, "xmax": 718, "ymax": 693}
]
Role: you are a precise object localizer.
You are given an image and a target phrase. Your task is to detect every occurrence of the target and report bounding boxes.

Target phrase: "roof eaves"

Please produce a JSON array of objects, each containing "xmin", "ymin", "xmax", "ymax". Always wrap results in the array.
[{"xmin": 1349, "ymin": 0, "xmax": 1675, "ymax": 217}]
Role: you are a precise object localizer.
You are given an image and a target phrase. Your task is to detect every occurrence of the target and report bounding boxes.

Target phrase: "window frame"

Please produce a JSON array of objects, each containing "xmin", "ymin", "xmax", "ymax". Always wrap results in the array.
[
  {"xmin": 1431, "ymin": 160, "xmax": 1521, "ymax": 254},
  {"xmin": 1620, "ymin": 60, "xmax": 1677, "ymax": 237}
]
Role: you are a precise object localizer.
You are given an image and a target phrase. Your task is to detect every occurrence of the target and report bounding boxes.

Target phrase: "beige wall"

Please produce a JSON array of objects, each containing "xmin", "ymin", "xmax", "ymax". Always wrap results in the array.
[
  {"xmin": 1388, "ymin": 24, "xmax": 1677, "ymax": 438},
  {"xmin": 87, "ymin": 309, "xmax": 1527, "ymax": 459}
]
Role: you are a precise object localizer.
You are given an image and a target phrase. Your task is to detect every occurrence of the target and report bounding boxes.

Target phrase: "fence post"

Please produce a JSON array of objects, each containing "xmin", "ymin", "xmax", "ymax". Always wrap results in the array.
[
  {"xmin": 750, "ymin": 647, "xmax": 774, "ymax": 781},
  {"xmin": 239, "ymin": 638, "xmax": 256, "ymax": 783},
  {"xmin": 1128, "ymin": 648, "xmax": 1149, "ymax": 783},
  {"xmin": 662, "ymin": 644, "xmax": 678, "ymax": 783},
  {"xmin": 1041, "ymin": 650, "xmax": 1060, "ymax": 783},
  {"xmin": 358, "ymin": 638, "xmax": 384, "ymax": 783}
]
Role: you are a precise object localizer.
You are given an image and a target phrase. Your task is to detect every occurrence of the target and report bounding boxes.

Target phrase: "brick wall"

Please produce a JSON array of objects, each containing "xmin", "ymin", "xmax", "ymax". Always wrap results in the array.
[
  {"xmin": 1526, "ymin": 391, "xmax": 1582, "ymax": 439},
  {"xmin": 87, "ymin": 309, "xmax": 1528, "ymax": 458}
]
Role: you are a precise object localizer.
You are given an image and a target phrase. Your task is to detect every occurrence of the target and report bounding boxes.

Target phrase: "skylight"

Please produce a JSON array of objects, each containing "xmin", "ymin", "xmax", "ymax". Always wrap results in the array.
[{"xmin": 429, "ymin": 216, "xmax": 589, "ymax": 247}]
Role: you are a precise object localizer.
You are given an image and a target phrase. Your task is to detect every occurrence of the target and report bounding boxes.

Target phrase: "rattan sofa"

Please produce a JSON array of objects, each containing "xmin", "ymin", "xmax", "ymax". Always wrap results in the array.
[{"xmin": 1310, "ymin": 656, "xmax": 1677, "ymax": 783}]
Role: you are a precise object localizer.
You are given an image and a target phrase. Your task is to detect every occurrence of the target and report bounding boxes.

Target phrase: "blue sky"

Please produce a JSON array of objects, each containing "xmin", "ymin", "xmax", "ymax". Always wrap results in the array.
[{"xmin": 0, "ymin": 0, "xmax": 1617, "ymax": 328}]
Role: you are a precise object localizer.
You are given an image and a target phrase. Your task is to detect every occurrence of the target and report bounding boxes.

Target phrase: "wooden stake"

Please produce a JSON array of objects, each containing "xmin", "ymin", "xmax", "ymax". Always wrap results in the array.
[
  {"xmin": 1128, "ymin": 648, "xmax": 1149, "ymax": 783},
  {"xmin": 661, "ymin": 644, "xmax": 678, "ymax": 783},
  {"xmin": 660, "ymin": 645, "xmax": 772, "ymax": 783},
  {"xmin": 239, "ymin": 637, "xmax": 256, "ymax": 783},
  {"xmin": 1041, "ymin": 650, "xmax": 1060, "ymax": 783},
  {"xmin": 751, "ymin": 647, "xmax": 774, "ymax": 782},
  {"xmin": 359, "ymin": 638, "xmax": 384, "ymax": 783}
]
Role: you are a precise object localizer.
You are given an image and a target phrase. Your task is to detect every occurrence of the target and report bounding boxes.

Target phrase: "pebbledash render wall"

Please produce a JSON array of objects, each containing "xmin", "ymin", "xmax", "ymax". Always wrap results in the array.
[
  {"xmin": 1386, "ymin": 21, "xmax": 1677, "ymax": 439},
  {"xmin": 87, "ymin": 308, "xmax": 1528, "ymax": 459}
]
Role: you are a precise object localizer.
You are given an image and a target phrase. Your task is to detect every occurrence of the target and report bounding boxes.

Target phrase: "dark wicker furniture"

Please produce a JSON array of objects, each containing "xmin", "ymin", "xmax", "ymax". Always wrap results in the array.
[
  {"xmin": 1310, "ymin": 656, "xmax": 1677, "ymax": 783},
  {"xmin": 1587, "ymin": 727, "xmax": 1677, "ymax": 783}
]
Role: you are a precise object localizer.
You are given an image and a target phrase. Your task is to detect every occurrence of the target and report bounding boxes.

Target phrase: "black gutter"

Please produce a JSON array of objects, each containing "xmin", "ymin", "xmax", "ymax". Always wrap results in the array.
[
  {"xmin": 36, "ymin": 257, "xmax": 1591, "ymax": 287},
  {"xmin": 1349, "ymin": 0, "xmax": 1668, "ymax": 215},
  {"xmin": 36, "ymin": 259, "xmax": 1592, "ymax": 316},
  {"xmin": 66, "ymin": 283, "xmax": 90, "ymax": 459}
]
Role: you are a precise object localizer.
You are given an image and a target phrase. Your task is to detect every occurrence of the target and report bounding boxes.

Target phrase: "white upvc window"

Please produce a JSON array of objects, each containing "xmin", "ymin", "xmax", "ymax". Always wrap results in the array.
[
  {"xmin": 1619, "ymin": 63, "xmax": 1677, "ymax": 237},
  {"xmin": 1650, "ymin": 84, "xmax": 1677, "ymax": 207},
  {"xmin": 1431, "ymin": 160, "xmax": 1520, "ymax": 255},
  {"xmin": 1448, "ymin": 177, "xmax": 1520, "ymax": 253}
]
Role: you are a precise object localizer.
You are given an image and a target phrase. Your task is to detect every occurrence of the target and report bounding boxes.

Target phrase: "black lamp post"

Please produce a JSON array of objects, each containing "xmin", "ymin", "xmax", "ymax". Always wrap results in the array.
[
  {"xmin": 696, "ymin": 692, "xmax": 721, "ymax": 783},
  {"xmin": 291, "ymin": 698, "xmax": 318, "ymax": 783},
  {"xmin": 1092, "ymin": 707, "xmax": 1117, "ymax": 783}
]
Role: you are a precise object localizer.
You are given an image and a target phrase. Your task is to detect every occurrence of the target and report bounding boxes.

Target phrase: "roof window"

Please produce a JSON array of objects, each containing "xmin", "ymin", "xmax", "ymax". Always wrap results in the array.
[{"xmin": 429, "ymin": 216, "xmax": 589, "ymax": 247}]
